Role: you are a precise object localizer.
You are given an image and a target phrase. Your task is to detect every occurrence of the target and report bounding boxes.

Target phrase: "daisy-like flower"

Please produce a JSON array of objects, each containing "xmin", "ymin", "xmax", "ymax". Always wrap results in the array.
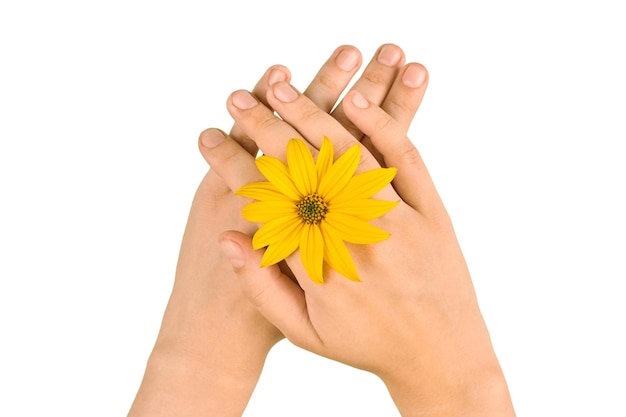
[{"xmin": 237, "ymin": 137, "xmax": 398, "ymax": 284}]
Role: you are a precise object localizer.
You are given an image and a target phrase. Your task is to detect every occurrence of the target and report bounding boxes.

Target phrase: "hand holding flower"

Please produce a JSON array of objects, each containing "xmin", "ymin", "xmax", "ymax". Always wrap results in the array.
[
  {"xmin": 213, "ymin": 69, "xmax": 516, "ymax": 416},
  {"xmin": 128, "ymin": 44, "xmax": 429, "ymax": 417}
]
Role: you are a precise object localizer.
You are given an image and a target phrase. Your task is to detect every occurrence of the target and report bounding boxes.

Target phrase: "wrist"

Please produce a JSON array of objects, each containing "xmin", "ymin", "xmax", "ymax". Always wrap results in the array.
[
  {"xmin": 128, "ymin": 291, "xmax": 280, "ymax": 417},
  {"xmin": 382, "ymin": 342, "xmax": 515, "ymax": 417},
  {"xmin": 378, "ymin": 306, "xmax": 516, "ymax": 417},
  {"xmin": 383, "ymin": 361, "xmax": 515, "ymax": 417},
  {"xmin": 129, "ymin": 343, "xmax": 267, "ymax": 417},
  {"xmin": 155, "ymin": 296, "xmax": 279, "ymax": 381}
]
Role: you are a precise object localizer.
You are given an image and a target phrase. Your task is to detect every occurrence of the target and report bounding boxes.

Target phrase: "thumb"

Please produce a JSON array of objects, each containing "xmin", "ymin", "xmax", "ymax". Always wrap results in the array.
[{"xmin": 218, "ymin": 231, "xmax": 321, "ymax": 350}]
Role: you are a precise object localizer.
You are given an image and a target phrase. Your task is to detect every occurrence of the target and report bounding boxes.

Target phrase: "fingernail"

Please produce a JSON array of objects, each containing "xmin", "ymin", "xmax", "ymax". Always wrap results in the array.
[
  {"xmin": 351, "ymin": 91, "xmax": 369, "ymax": 109},
  {"xmin": 402, "ymin": 65, "xmax": 426, "ymax": 88},
  {"xmin": 220, "ymin": 239, "xmax": 246, "ymax": 269},
  {"xmin": 336, "ymin": 48, "xmax": 359, "ymax": 71},
  {"xmin": 200, "ymin": 129, "xmax": 226, "ymax": 148},
  {"xmin": 268, "ymin": 68, "xmax": 287, "ymax": 85},
  {"xmin": 377, "ymin": 44, "xmax": 401, "ymax": 66},
  {"xmin": 232, "ymin": 90, "xmax": 258, "ymax": 110},
  {"xmin": 273, "ymin": 82, "xmax": 299, "ymax": 102}
]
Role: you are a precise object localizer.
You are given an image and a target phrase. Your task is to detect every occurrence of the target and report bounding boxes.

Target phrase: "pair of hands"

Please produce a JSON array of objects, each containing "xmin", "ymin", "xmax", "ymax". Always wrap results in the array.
[{"xmin": 128, "ymin": 44, "xmax": 515, "ymax": 417}]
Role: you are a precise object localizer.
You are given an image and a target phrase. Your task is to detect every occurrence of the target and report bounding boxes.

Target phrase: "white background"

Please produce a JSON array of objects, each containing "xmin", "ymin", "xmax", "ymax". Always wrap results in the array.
[{"xmin": 1, "ymin": 0, "xmax": 624, "ymax": 416}]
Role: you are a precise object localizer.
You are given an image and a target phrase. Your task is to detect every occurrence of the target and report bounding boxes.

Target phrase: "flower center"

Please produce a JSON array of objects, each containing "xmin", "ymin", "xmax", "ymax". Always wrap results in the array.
[{"xmin": 296, "ymin": 194, "xmax": 328, "ymax": 225}]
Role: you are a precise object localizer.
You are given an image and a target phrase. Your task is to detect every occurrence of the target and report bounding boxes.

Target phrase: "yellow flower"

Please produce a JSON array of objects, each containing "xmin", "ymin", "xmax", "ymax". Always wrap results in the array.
[{"xmin": 237, "ymin": 137, "xmax": 398, "ymax": 284}]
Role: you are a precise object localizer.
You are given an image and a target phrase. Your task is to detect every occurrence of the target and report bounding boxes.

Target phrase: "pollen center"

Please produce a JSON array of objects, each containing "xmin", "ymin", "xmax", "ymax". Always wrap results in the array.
[{"xmin": 296, "ymin": 194, "xmax": 328, "ymax": 225}]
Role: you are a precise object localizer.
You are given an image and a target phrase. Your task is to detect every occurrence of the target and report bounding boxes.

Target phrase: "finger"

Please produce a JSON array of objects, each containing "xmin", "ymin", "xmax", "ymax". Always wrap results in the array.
[
  {"xmin": 303, "ymin": 45, "xmax": 362, "ymax": 112},
  {"xmin": 219, "ymin": 231, "xmax": 322, "ymax": 351},
  {"xmin": 360, "ymin": 62, "xmax": 429, "ymax": 164},
  {"xmin": 227, "ymin": 89, "xmax": 311, "ymax": 161},
  {"xmin": 198, "ymin": 128, "xmax": 264, "ymax": 192},
  {"xmin": 332, "ymin": 43, "xmax": 406, "ymax": 140},
  {"xmin": 229, "ymin": 65, "xmax": 292, "ymax": 156},
  {"xmin": 342, "ymin": 91, "xmax": 444, "ymax": 216},
  {"xmin": 266, "ymin": 82, "xmax": 361, "ymax": 154},
  {"xmin": 252, "ymin": 65, "xmax": 292, "ymax": 108},
  {"xmin": 229, "ymin": 45, "xmax": 360, "ymax": 155},
  {"xmin": 380, "ymin": 62, "xmax": 429, "ymax": 133},
  {"xmin": 264, "ymin": 82, "xmax": 401, "ymax": 204},
  {"xmin": 266, "ymin": 81, "xmax": 392, "ymax": 181}
]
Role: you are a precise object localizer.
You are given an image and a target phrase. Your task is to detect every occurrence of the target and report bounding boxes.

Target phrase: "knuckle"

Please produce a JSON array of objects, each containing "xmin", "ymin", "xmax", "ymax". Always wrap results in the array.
[
  {"xmin": 298, "ymin": 105, "xmax": 325, "ymax": 125},
  {"xmin": 218, "ymin": 144, "xmax": 241, "ymax": 166},
  {"xmin": 399, "ymin": 142, "xmax": 424, "ymax": 167},
  {"xmin": 386, "ymin": 95, "xmax": 414, "ymax": 117},
  {"xmin": 246, "ymin": 282, "xmax": 270, "ymax": 309},
  {"xmin": 372, "ymin": 113, "xmax": 396, "ymax": 133},
  {"xmin": 256, "ymin": 114, "xmax": 283, "ymax": 132},
  {"xmin": 317, "ymin": 74, "xmax": 340, "ymax": 93},
  {"xmin": 362, "ymin": 69, "xmax": 388, "ymax": 87},
  {"xmin": 197, "ymin": 128, "xmax": 216, "ymax": 145}
]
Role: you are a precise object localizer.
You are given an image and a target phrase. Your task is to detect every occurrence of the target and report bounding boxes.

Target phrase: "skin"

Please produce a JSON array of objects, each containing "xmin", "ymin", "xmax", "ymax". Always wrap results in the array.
[
  {"xmin": 209, "ymin": 58, "xmax": 517, "ymax": 416},
  {"xmin": 127, "ymin": 44, "xmax": 428, "ymax": 417}
]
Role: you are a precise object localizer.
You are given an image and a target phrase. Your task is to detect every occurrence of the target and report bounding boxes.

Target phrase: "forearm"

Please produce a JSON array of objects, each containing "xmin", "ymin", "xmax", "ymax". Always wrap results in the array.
[
  {"xmin": 128, "ymin": 347, "xmax": 265, "ymax": 417},
  {"xmin": 128, "ymin": 293, "xmax": 276, "ymax": 417}
]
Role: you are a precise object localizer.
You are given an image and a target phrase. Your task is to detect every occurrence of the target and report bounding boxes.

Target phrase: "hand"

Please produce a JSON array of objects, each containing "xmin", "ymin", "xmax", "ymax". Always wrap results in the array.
[
  {"xmin": 213, "ymin": 65, "xmax": 515, "ymax": 416},
  {"xmin": 128, "ymin": 44, "xmax": 428, "ymax": 416}
]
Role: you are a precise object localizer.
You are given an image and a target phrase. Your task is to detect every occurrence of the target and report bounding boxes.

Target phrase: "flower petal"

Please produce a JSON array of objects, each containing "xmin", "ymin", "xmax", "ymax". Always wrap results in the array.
[
  {"xmin": 320, "ymin": 222, "xmax": 360, "ymax": 282},
  {"xmin": 323, "ymin": 212, "xmax": 390, "ymax": 244},
  {"xmin": 255, "ymin": 155, "xmax": 302, "ymax": 200},
  {"xmin": 236, "ymin": 182, "xmax": 294, "ymax": 202},
  {"xmin": 332, "ymin": 167, "xmax": 397, "ymax": 202},
  {"xmin": 287, "ymin": 138, "xmax": 317, "ymax": 195},
  {"xmin": 260, "ymin": 221, "xmax": 304, "ymax": 267},
  {"xmin": 242, "ymin": 200, "xmax": 296, "ymax": 223},
  {"xmin": 252, "ymin": 214, "xmax": 301, "ymax": 249},
  {"xmin": 300, "ymin": 224, "xmax": 325, "ymax": 284},
  {"xmin": 330, "ymin": 199, "xmax": 399, "ymax": 221},
  {"xmin": 317, "ymin": 143, "xmax": 360, "ymax": 201},
  {"xmin": 316, "ymin": 136, "xmax": 333, "ymax": 184}
]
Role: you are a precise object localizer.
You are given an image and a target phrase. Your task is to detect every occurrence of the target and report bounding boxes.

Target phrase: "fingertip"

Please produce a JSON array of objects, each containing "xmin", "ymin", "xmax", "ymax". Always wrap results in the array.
[
  {"xmin": 267, "ymin": 65, "xmax": 291, "ymax": 86},
  {"xmin": 335, "ymin": 43, "xmax": 358, "ymax": 54},
  {"xmin": 198, "ymin": 128, "xmax": 227, "ymax": 165},
  {"xmin": 199, "ymin": 128, "xmax": 227, "ymax": 149},
  {"xmin": 250, "ymin": 65, "xmax": 292, "ymax": 109},
  {"xmin": 229, "ymin": 89, "xmax": 259, "ymax": 111},
  {"xmin": 401, "ymin": 63, "xmax": 429, "ymax": 89},
  {"xmin": 349, "ymin": 90, "xmax": 370, "ymax": 109},
  {"xmin": 270, "ymin": 81, "xmax": 300, "ymax": 103},
  {"xmin": 376, "ymin": 43, "xmax": 405, "ymax": 67},
  {"xmin": 334, "ymin": 45, "xmax": 362, "ymax": 72},
  {"xmin": 219, "ymin": 236, "xmax": 247, "ymax": 270}
]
